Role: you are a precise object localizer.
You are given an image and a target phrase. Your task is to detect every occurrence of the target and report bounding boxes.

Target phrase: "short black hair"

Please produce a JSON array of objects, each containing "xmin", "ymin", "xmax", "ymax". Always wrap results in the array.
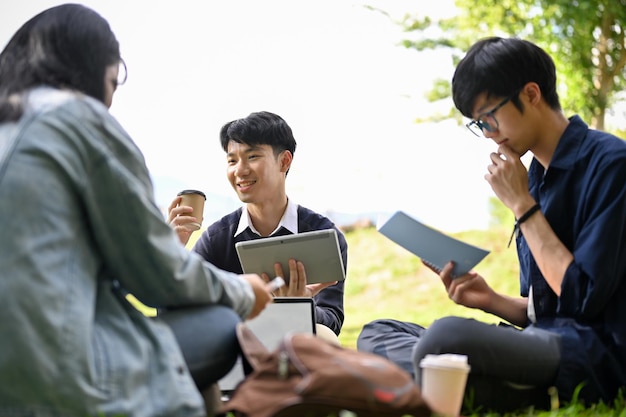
[
  {"xmin": 452, "ymin": 37, "xmax": 561, "ymax": 118},
  {"xmin": 219, "ymin": 111, "xmax": 297, "ymax": 157}
]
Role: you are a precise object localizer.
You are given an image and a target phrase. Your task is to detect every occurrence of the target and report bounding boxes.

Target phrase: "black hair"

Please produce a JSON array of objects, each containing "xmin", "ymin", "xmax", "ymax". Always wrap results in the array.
[
  {"xmin": 452, "ymin": 37, "xmax": 561, "ymax": 118},
  {"xmin": 0, "ymin": 3, "xmax": 122, "ymax": 122},
  {"xmin": 219, "ymin": 111, "xmax": 297, "ymax": 157}
]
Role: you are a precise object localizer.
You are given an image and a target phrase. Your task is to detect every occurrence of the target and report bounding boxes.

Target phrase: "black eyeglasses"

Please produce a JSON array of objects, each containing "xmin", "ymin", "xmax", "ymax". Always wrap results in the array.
[{"xmin": 466, "ymin": 91, "xmax": 519, "ymax": 137}]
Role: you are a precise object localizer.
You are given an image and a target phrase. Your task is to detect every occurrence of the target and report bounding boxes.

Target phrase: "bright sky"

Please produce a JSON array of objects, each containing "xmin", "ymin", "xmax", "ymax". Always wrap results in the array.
[{"xmin": 1, "ymin": 0, "xmax": 501, "ymax": 232}]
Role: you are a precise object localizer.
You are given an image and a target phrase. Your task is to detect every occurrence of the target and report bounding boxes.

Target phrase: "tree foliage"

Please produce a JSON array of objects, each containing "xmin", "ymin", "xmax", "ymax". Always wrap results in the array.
[
  {"xmin": 488, "ymin": 196, "xmax": 515, "ymax": 229},
  {"xmin": 397, "ymin": 0, "xmax": 626, "ymax": 130}
]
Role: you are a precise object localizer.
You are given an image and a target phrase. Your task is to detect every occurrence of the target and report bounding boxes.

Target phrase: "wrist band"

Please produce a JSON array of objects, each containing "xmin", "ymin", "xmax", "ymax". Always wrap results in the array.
[{"xmin": 508, "ymin": 203, "xmax": 541, "ymax": 247}]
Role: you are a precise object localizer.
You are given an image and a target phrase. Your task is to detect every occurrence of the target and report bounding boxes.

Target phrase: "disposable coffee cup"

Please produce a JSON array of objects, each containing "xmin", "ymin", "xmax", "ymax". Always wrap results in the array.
[
  {"xmin": 420, "ymin": 354, "xmax": 470, "ymax": 417},
  {"xmin": 177, "ymin": 189, "xmax": 206, "ymax": 231}
]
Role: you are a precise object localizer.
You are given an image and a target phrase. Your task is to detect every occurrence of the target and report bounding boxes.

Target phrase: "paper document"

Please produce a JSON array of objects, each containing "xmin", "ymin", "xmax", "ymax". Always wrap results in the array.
[{"xmin": 377, "ymin": 211, "xmax": 490, "ymax": 278}]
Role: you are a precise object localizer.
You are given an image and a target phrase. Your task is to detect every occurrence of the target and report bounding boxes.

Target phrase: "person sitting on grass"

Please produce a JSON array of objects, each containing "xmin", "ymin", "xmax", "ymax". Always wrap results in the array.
[
  {"xmin": 357, "ymin": 36, "xmax": 626, "ymax": 413},
  {"xmin": 0, "ymin": 4, "xmax": 273, "ymax": 416},
  {"xmin": 168, "ymin": 111, "xmax": 347, "ymax": 344}
]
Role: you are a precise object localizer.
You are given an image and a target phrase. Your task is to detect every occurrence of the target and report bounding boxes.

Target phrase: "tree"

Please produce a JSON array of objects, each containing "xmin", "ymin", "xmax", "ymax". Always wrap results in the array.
[{"xmin": 395, "ymin": 0, "xmax": 626, "ymax": 130}]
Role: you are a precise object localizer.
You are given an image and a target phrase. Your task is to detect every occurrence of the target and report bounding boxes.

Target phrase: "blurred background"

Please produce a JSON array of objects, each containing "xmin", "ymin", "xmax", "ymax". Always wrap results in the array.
[{"xmin": 2, "ymin": 0, "xmax": 624, "ymax": 233}]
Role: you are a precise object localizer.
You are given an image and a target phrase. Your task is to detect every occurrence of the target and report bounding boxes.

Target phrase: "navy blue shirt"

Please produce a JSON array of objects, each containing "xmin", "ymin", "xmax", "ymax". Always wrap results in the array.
[
  {"xmin": 193, "ymin": 205, "xmax": 347, "ymax": 335},
  {"xmin": 516, "ymin": 116, "xmax": 626, "ymax": 403}
]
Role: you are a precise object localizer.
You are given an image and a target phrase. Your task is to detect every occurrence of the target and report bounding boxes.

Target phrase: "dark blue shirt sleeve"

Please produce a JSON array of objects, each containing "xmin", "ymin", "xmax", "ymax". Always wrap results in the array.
[{"xmin": 558, "ymin": 155, "xmax": 626, "ymax": 320}]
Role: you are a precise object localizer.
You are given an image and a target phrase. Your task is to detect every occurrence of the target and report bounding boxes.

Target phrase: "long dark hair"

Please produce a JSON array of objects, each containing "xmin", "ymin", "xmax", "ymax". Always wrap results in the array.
[{"xmin": 0, "ymin": 3, "xmax": 122, "ymax": 122}]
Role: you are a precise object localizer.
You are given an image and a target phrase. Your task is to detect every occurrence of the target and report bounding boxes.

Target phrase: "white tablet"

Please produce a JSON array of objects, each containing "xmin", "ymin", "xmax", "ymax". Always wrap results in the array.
[
  {"xmin": 218, "ymin": 297, "xmax": 316, "ymax": 394},
  {"xmin": 235, "ymin": 229, "xmax": 345, "ymax": 284},
  {"xmin": 245, "ymin": 297, "xmax": 317, "ymax": 349}
]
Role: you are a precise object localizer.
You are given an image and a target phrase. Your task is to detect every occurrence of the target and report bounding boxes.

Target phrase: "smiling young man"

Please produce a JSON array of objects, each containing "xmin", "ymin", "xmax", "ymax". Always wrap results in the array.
[
  {"xmin": 357, "ymin": 37, "xmax": 626, "ymax": 412},
  {"xmin": 170, "ymin": 111, "xmax": 347, "ymax": 341}
]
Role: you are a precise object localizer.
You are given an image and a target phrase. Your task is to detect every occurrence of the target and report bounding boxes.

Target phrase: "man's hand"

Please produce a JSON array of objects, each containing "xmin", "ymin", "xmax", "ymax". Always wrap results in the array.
[
  {"xmin": 167, "ymin": 195, "xmax": 197, "ymax": 246},
  {"xmin": 422, "ymin": 260, "xmax": 495, "ymax": 312},
  {"xmin": 485, "ymin": 145, "xmax": 535, "ymax": 216},
  {"xmin": 261, "ymin": 259, "xmax": 337, "ymax": 298}
]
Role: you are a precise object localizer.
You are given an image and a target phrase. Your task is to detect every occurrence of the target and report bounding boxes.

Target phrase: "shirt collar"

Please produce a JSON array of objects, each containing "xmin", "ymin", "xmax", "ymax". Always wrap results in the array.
[
  {"xmin": 548, "ymin": 115, "xmax": 588, "ymax": 170},
  {"xmin": 528, "ymin": 115, "xmax": 588, "ymax": 177},
  {"xmin": 234, "ymin": 198, "xmax": 299, "ymax": 238}
]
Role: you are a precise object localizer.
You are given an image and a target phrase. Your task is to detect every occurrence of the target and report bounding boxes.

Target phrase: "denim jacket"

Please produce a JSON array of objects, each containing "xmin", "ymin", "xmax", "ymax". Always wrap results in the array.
[{"xmin": 0, "ymin": 87, "xmax": 255, "ymax": 417}]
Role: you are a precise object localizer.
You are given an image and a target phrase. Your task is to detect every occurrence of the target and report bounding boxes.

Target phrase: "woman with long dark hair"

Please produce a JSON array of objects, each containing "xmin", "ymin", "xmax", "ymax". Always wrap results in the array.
[{"xmin": 0, "ymin": 4, "xmax": 273, "ymax": 416}]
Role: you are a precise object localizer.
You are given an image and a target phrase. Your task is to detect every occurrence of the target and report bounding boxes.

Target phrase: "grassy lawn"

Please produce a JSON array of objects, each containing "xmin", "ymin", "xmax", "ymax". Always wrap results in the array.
[
  {"xmin": 131, "ymin": 224, "xmax": 625, "ymax": 416},
  {"xmin": 336, "ymin": 225, "xmax": 626, "ymax": 416},
  {"xmin": 338, "ymin": 225, "xmax": 519, "ymax": 349}
]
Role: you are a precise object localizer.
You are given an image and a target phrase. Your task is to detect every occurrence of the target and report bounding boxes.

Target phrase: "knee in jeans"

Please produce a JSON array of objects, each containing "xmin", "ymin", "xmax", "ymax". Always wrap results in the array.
[
  {"xmin": 412, "ymin": 317, "xmax": 472, "ymax": 363},
  {"xmin": 357, "ymin": 319, "xmax": 396, "ymax": 347}
]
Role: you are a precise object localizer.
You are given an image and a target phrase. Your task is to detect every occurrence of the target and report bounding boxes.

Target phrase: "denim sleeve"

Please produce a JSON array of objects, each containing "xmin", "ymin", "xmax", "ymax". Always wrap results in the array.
[{"xmin": 67, "ymin": 101, "xmax": 254, "ymax": 318}]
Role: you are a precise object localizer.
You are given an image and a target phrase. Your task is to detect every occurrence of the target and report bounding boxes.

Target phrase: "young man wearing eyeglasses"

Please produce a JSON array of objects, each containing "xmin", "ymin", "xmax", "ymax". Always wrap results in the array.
[{"xmin": 357, "ymin": 37, "xmax": 626, "ymax": 412}]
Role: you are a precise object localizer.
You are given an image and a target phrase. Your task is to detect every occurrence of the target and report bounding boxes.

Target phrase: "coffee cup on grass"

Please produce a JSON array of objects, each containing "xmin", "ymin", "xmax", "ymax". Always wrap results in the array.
[{"xmin": 419, "ymin": 353, "xmax": 470, "ymax": 417}]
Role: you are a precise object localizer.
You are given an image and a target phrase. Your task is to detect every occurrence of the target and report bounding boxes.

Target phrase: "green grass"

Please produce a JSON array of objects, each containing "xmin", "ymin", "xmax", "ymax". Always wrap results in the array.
[
  {"xmin": 338, "ymin": 225, "xmax": 519, "ymax": 348},
  {"xmin": 134, "ymin": 225, "xmax": 624, "ymax": 415},
  {"xmin": 337, "ymin": 225, "xmax": 626, "ymax": 416}
]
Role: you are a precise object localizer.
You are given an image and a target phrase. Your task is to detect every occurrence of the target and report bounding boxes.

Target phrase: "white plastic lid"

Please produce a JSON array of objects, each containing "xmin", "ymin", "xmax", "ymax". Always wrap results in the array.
[{"xmin": 420, "ymin": 354, "xmax": 470, "ymax": 371}]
